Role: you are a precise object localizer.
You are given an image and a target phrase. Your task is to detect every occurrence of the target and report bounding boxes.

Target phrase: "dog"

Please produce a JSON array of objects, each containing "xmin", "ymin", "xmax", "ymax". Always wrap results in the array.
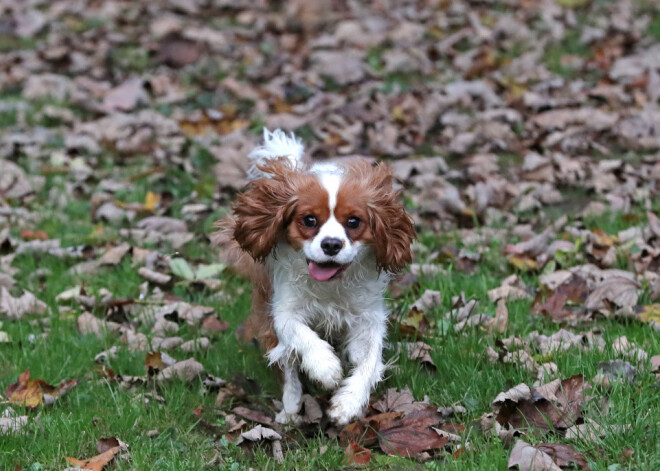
[{"xmin": 214, "ymin": 129, "xmax": 415, "ymax": 425}]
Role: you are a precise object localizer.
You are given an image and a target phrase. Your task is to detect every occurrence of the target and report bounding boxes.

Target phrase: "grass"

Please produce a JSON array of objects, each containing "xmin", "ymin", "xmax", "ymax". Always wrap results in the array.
[
  {"xmin": 1, "ymin": 2, "xmax": 660, "ymax": 466},
  {"xmin": 2, "ymin": 194, "xmax": 659, "ymax": 470}
]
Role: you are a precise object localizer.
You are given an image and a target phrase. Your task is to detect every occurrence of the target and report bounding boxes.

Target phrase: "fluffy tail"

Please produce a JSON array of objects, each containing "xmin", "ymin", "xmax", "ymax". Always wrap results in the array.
[{"xmin": 246, "ymin": 128, "xmax": 304, "ymax": 181}]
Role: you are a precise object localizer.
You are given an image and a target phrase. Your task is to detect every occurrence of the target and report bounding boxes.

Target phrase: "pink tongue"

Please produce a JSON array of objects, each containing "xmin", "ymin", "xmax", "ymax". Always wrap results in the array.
[{"xmin": 308, "ymin": 262, "xmax": 341, "ymax": 281}]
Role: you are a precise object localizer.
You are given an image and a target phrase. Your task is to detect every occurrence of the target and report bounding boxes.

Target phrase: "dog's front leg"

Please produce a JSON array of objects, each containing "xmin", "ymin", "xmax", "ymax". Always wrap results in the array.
[
  {"xmin": 327, "ymin": 313, "xmax": 386, "ymax": 426},
  {"xmin": 268, "ymin": 312, "xmax": 343, "ymax": 390}
]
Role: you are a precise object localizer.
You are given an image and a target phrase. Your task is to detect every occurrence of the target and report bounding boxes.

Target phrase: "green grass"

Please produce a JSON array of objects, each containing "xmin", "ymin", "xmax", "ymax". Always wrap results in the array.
[
  {"xmin": 2, "ymin": 202, "xmax": 659, "ymax": 469},
  {"xmin": 543, "ymin": 29, "xmax": 593, "ymax": 78}
]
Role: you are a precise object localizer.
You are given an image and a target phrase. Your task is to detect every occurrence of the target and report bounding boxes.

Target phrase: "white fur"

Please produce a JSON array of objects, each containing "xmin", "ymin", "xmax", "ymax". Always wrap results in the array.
[
  {"xmin": 303, "ymin": 165, "xmax": 361, "ymax": 265},
  {"xmin": 246, "ymin": 128, "xmax": 304, "ymax": 181},
  {"xmin": 248, "ymin": 130, "xmax": 392, "ymax": 426},
  {"xmin": 267, "ymin": 243, "xmax": 390, "ymax": 425}
]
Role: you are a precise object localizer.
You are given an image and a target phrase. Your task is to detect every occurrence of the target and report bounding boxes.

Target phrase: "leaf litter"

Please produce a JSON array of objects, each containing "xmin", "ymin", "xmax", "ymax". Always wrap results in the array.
[{"xmin": 1, "ymin": 0, "xmax": 660, "ymax": 467}]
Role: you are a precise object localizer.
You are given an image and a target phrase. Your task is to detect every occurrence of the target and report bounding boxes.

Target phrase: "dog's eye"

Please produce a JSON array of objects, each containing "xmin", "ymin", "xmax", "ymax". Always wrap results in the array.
[
  {"xmin": 346, "ymin": 216, "xmax": 361, "ymax": 229},
  {"xmin": 302, "ymin": 215, "xmax": 317, "ymax": 228}
]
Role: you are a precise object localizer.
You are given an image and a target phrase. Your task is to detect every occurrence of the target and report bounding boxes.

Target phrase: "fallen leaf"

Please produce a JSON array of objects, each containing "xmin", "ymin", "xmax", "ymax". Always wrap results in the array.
[
  {"xmin": 156, "ymin": 358, "xmax": 205, "ymax": 382},
  {"xmin": 344, "ymin": 441, "xmax": 372, "ymax": 466},
  {"xmin": 372, "ymin": 387, "xmax": 430, "ymax": 415},
  {"xmin": 596, "ymin": 360, "xmax": 637, "ymax": 385},
  {"xmin": 400, "ymin": 341, "xmax": 436, "ymax": 370},
  {"xmin": 180, "ymin": 337, "xmax": 210, "ymax": 352},
  {"xmin": 0, "ymin": 410, "xmax": 29, "ymax": 435},
  {"xmin": 585, "ymin": 277, "xmax": 639, "ymax": 312},
  {"xmin": 399, "ymin": 307, "xmax": 430, "ymax": 337},
  {"xmin": 98, "ymin": 243, "xmax": 131, "ymax": 265},
  {"xmin": 138, "ymin": 267, "xmax": 172, "ymax": 285},
  {"xmin": 145, "ymin": 351, "xmax": 175, "ymax": 375},
  {"xmin": 508, "ymin": 440, "xmax": 561, "ymax": 471},
  {"xmin": 102, "ymin": 77, "xmax": 149, "ymax": 112},
  {"xmin": 0, "ymin": 287, "xmax": 48, "ymax": 319},
  {"xmin": 536, "ymin": 443, "xmax": 591, "ymax": 470},
  {"xmin": 202, "ymin": 316, "xmax": 229, "ymax": 333},
  {"xmin": 5, "ymin": 370, "xmax": 77, "ymax": 409},
  {"xmin": 235, "ymin": 424, "xmax": 281, "ymax": 445},
  {"xmin": 410, "ymin": 289, "xmax": 442, "ymax": 313},
  {"xmin": 485, "ymin": 298, "xmax": 508, "ymax": 333},
  {"xmin": 377, "ymin": 409, "xmax": 448, "ymax": 457},
  {"xmin": 232, "ymin": 406, "xmax": 275, "ymax": 427},
  {"xmin": 637, "ymin": 304, "xmax": 660, "ymax": 325},
  {"xmin": 300, "ymin": 394, "xmax": 323, "ymax": 424},
  {"xmin": 65, "ymin": 445, "xmax": 121, "ymax": 471},
  {"xmin": 158, "ymin": 33, "xmax": 202, "ymax": 68},
  {"xmin": 496, "ymin": 375, "xmax": 590, "ymax": 432}
]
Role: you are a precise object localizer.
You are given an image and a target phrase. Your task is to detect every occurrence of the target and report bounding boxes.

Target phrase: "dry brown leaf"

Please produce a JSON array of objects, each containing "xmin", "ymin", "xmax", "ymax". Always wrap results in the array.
[
  {"xmin": 157, "ymin": 33, "xmax": 202, "ymax": 68},
  {"xmin": 400, "ymin": 341, "xmax": 436, "ymax": 370},
  {"xmin": 339, "ymin": 411, "xmax": 403, "ymax": 447},
  {"xmin": 65, "ymin": 445, "xmax": 121, "ymax": 471},
  {"xmin": 156, "ymin": 358, "xmax": 204, "ymax": 382},
  {"xmin": 145, "ymin": 351, "xmax": 174, "ymax": 375},
  {"xmin": 235, "ymin": 424, "xmax": 282, "ymax": 445},
  {"xmin": 372, "ymin": 387, "xmax": 430, "ymax": 415},
  {"xmin": 0, "ymin": 287, "xmax": 48, "ymax": 319},
  {"xmin": 0, "ymin": 410, "xmax": 29, "ymax": 435},
  {"xmin": 202, "ymin": 315, "xmax": 230, "ymax": 333},
  {"xmin": 496, "ymin": 375, "xmax": 589, "ymax": 432},
  {"xmin": 508, "ymin": 440, "xmax": 562, "ymax": 471},
  {"xmin": 232, "ymin": 406, "xmax": 275, "ymax": 427},
  {"xmin": 344, "ymin": 441, "xmax": 372, "ymax": 466},
  {"xmin": 535, "ymin": 443, "xmax": 590, "ymax": 470},
  {"xmin": 180, "ymin": 337, "xmax": 210, "ymax": 352},
  {"xmin": 102, "ymin": 77, "xmax": 149, "ymax": 112},
  {"xmin": 485, "ymin": 298, "xmax": 508, "ymax": 333},
  {"xmin": 138, "ymin": 267, "xmax": 172, "ymax": 285},
  {"xmin": 377, "ymin": 409, "xmax": 448, "ymax": 457},
  {"xmin": 410, "ymin": 289, "xmax": 443, "ymax": 313},
  {"xmin": 585, "ymin": 277, "xmax": 639, "ymax": 312},
  {"xmin": 98, "ymin": 243, "xmax": 131, "ymax": 265},
  {"xmin": 5, "ymin": 370, "xmax": 78, "ymax": 409}
]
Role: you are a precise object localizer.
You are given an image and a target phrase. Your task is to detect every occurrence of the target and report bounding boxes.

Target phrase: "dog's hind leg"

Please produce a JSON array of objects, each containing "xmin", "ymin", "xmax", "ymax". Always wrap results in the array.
[{"xmin": 275, "ymin": 362, "xmax": 303, "ymax": 425}]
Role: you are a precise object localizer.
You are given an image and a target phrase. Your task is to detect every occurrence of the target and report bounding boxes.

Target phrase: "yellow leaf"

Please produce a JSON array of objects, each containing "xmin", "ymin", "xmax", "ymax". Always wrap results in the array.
[
  {"xmin": 144, "ymin": 191, "xmax": 160, "ymax": 211},
  {"xmin": 638, "ymin": 304, "xmax": 660, "ymax": 324},
  {"xmin": 509, "ymin": 255, "xmax": 539, "ymax": 271},
  {"xmin": 391, "ymin": 105, "xmax": 406, "ymax": 122},
  {"xmin": 399, "ymin": 308, "xmax": 430, "ymax": 337},
  {"xmin": 592, "ymin": 228, "xmax": 618, "ymax": 247}
]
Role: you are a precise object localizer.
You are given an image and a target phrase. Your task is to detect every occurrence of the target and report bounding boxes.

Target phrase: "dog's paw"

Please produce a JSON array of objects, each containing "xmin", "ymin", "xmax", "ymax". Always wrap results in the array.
[
  {"xmin": 275, "ymin": 410, "xmax": 303, "ymax": 425},
  {"xmin": 301, "ymin": 344, "xmax": 343, "ymax": 390},
  {"xmin": 327, "ymin": 392, "xmax": 364, "ymax": 426}
]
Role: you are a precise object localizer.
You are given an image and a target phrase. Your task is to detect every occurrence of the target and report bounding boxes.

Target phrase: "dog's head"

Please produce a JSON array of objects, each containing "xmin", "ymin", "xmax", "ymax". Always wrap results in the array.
[{"xmin": 232, "ymin": 158, "xmax": 415, "ymax": 281}]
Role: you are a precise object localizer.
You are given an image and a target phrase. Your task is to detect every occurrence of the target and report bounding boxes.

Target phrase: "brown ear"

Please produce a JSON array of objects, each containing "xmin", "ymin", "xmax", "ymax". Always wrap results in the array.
[
  {"xmin": 367, "ymin": 164, "xmax": 416, "ymax": 273},
  {"xmin": 232, "ymin": 159, "xmax": 298, "ymax": 261}
]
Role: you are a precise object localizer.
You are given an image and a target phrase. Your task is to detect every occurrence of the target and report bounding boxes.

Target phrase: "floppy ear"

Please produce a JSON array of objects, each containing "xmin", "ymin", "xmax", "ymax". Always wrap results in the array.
[
  {"xmin": 232, "ymin": 160, "xmax": 298, "ymax": 261},
  {"xmin": 366, "ymin": 164, "xmax": 416, "ymax": 273}
]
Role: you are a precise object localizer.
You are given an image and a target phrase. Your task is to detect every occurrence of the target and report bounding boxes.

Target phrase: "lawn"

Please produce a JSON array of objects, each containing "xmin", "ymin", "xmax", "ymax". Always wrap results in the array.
[{"xmin": 1, "ymin": 0, "xmax": 660, "ymax": 470}]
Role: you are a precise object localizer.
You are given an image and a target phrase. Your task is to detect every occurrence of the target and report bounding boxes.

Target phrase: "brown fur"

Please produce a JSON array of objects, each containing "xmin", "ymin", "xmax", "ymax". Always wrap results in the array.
[
  {"xmin": 232, "ymin": 159, "xmax": 324, "ymax": 261},
  {"xmin": 337, "ymin": 160, "xmax": 416, "ymax": 272},
  {"xmin": 213, "ymin": 158, "xmax": 415, "ymax": 349}
]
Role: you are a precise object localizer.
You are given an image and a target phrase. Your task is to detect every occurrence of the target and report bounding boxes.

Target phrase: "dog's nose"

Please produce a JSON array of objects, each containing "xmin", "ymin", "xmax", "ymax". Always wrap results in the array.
[{"xmin": 321, "ymin": 237, "xmax": 343, "ymax": 256}]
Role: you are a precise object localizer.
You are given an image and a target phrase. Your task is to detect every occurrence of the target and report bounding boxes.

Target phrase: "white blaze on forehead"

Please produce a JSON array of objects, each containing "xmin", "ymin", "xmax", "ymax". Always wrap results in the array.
[
  {"xmin": 311, "ymin": 163, "xmax": 343, "ymax": 212},
  {"xmin": 303, "ymin": 164, "xmax": 353, "ymax": 264}
]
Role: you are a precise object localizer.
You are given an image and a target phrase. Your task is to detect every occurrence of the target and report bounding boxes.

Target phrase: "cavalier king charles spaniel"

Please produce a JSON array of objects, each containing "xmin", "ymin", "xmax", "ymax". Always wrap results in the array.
[{"xmin": 215, "ymin": 129, "xmax": 415, "ymax": 425}]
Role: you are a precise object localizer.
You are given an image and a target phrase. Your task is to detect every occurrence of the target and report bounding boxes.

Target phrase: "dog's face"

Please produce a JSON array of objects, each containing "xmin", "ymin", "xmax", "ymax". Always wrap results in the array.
[{"xmin": 232, "ymin": 159, "xmax": 415, "ymax": 281}]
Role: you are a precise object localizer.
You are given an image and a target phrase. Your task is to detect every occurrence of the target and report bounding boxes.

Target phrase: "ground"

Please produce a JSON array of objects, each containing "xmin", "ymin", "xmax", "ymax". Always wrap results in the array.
[{"xmin": 1, "ymin": 0, "xmax": 659, "ymax": 470}]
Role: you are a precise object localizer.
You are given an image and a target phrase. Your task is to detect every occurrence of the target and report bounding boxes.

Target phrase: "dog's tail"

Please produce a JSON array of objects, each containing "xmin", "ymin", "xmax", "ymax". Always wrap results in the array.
[{"xmin": 246, "ymin": 128, "xmax": 304, "ymax": 181}]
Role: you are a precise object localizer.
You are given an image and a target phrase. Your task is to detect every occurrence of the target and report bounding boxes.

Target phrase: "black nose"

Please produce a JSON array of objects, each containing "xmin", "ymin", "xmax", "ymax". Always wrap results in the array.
[{"xmin": 321, "ymin": 237, "xmax": 343, "ymax": 256}]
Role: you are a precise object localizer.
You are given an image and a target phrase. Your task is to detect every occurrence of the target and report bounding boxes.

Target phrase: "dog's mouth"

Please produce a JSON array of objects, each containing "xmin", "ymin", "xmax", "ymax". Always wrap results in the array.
[{"xmin": 307, "ymin": 260, "xmax": 350, "ymax": 282}]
